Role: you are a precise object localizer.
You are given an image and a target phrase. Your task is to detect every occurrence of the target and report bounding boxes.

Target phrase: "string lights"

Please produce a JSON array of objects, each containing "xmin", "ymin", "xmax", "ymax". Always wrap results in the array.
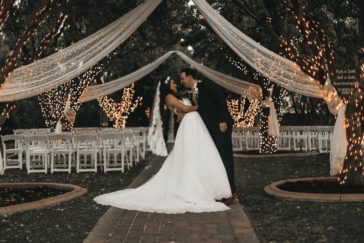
[
  {"xmin": 0, "ymin": 104, "xmax": 15, "ymax": 132},
  {"xmin": 0, "ymin": 0, "xmax": 17, "ymax": 30},
  {"xmin": 226, "ymin": 97, "xmax": 259, "ymax": 128},
  {"xmin": 34, "ymin": 14, "xmax": 69, "ymax": 61},
  {"xmin": 98, "ymin": 84, "xmax": 142, "ymax": 128},
  {"xmin": 226, "ymin": 53, "xmax": 283, "ymax": 153},
  {"xmin": 339, "ymin": 64, "xmax": 364, "ymax": 185},
  {"xmin": 39, "ymin": 64, "xmax": 104, "ymax": 131},
  {"xmin": 279, "ymin": 0, "xmax": 334, "ymax": 88}
]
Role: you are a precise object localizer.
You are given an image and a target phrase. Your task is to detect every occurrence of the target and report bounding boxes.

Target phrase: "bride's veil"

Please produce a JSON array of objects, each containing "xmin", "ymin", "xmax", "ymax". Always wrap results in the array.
[{"xmin": 147, "ymin": 81, "xmax": 168, "ymax": 156}]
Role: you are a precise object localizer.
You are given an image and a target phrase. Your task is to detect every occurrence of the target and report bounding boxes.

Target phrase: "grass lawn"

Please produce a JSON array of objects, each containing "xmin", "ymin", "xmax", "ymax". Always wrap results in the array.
[{"xmin": 236, "ymin": 153, "xmax": 364, "ymax": 243}]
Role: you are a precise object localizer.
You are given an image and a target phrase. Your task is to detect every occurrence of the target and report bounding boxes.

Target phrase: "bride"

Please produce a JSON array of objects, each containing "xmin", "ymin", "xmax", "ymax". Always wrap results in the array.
[{"xmin": 94, "ymin": 76, "xmax": 232, "ymax": 213}]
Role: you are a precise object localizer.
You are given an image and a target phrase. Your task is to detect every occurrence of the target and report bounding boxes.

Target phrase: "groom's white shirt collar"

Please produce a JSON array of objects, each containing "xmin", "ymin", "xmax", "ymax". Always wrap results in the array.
[
  {"xmin": 192, "ymin": 80, "xmax": 201, "ymax": 90},
  {"xmin": 192, "ymin": 82, "xmax": 198, "ymax": 89}
]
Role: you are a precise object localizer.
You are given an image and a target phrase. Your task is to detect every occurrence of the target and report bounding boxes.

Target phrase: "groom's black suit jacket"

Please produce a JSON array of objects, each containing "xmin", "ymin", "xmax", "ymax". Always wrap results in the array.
[
  {"xmin": 195, "ymin": 79, "xmax": 236, "ymax": 193},
  {"xmin": 195, "ymin": 80, "xmax": 232, "ymax": 132}
]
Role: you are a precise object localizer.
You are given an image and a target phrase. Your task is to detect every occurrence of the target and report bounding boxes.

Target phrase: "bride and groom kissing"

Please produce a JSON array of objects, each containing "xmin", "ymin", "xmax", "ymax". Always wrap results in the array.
[{"xmin": 94, "ymin": 68, "xmax": 237, "ymax": 213}]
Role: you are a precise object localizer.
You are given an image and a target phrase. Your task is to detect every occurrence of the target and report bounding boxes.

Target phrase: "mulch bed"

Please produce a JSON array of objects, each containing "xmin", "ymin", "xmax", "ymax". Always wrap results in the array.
[
  {"xmin": 235, "ymin": 153, "xmax": 364, "ymax": 243},
  {"xmin": 0, "ymin": 156, "xmax": 150, "ymax": 243},
  {"xmin": 0, "ymin": 187, "xmax": 69, "ymax": 207},
  {"xmin": 278, "ymin": 180, "xmax": 364, "ymax": 194}
]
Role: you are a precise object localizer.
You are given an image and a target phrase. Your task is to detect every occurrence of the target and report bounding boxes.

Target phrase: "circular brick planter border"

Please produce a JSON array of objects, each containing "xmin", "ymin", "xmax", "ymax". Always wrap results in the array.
[
  {"xmin": 234, "ymin": 151, "xmax": 319, "ymax": 158},
  {"xmin": 0, "ymin": 182, "xmax": 87, "ymax": 215},
  {"xmin": 264, "ymin": 177, "xmax": 364, "ymax": 202}
]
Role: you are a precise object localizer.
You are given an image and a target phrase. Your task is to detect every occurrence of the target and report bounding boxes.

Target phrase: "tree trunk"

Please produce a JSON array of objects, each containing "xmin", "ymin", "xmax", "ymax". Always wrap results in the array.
[
  {"xmin": 339, "ymin": 87, "xmax": 364, "ymax": 186},
  {"xmin": 341, "ymin": 1, "xmax": 364, "ymax": 186}
]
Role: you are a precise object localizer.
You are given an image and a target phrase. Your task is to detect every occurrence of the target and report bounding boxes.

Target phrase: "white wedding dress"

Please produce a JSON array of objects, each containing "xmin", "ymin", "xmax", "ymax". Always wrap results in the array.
[{"xmin": 94, "ymin": 100, "xmax": 232, "ymax": 214}]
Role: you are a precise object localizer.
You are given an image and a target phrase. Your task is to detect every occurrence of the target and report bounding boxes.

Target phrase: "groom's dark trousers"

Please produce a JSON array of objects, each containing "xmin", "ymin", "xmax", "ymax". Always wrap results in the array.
[{"xmin": 195, "ymin": 80, "xmax": 236, "ymax": 193}]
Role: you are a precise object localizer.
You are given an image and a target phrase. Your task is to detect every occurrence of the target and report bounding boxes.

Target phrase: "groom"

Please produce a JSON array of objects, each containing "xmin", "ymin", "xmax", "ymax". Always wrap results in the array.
[{"xmin": 180, "ymin": 68, "xmax": 236, "ymax": 201}]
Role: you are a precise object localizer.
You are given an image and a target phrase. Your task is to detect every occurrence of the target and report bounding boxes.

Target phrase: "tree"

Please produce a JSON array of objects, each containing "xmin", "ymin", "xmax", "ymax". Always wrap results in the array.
[{"xmin": 0, "ymin": 0, "xmax": 73, "ymax": 132}]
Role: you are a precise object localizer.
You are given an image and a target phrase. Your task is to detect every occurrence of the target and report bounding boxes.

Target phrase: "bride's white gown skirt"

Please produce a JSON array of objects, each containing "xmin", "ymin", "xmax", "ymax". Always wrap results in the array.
[{"xmin": 94, "ymin": 111, "xmax": 232, "ymax": 213}]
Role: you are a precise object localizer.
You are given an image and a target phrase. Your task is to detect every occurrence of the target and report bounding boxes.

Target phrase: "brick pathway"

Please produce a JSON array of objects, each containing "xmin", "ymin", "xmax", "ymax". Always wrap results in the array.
[{"xmin": 85, "ymin": 156, "xmax": 259, "ymax": 243}]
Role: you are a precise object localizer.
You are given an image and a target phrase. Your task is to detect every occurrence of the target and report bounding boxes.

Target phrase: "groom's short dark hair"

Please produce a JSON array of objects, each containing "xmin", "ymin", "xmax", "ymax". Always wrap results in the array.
[{"xmin": 181, "ymin": 67, "xmax": 198, "ymax": 79}]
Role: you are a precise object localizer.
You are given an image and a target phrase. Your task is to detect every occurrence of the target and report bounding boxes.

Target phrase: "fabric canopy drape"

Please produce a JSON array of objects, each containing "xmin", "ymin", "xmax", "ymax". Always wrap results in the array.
[
  {"xmin": 192, "ymin": 0, "xmax": 322, "ymax": 97},
  {"xmin": 0, "ymin": 0, "xmax": 162, "ymax": 102},
  {"xmin": 79, "ymin": 50, "xmax": 262, "ymax": 103},
  {"xmin": 192, "ymin": 0, "xmax": 343, "ymax": 115}
]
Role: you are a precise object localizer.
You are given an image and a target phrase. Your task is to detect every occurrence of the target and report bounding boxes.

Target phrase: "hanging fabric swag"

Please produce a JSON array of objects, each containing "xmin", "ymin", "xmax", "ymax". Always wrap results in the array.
[
  {"xmin": 0, "ymin": 0, "xmax": 162, "ymax": 102},
  {"xmin": 79, "ymin": 51, "xmax": 262, "ymax": 102}
]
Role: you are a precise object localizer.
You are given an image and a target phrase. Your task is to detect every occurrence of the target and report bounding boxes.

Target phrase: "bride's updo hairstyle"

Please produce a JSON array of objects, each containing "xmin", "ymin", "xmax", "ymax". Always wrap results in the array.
[{"xmin": 159, "ymin": 76, "xmax": 174, "ymax": 103}]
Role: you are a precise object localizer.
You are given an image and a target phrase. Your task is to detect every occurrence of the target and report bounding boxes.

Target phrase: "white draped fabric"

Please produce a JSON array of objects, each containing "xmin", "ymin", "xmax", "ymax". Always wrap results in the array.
[
  {"xmin": 192, "ymin": 0, "xmax": 344, "ymax": 115},
  {"xmin": 176, "ymin": 51, "xmax": 262, "ymax": 99},
  {"xmin": 261, "ymin": 97, "xmax": 280, "ymax": 137},
  {"xmin": 268, "ymin": 101, "xmax": 279, "ymax": 137},
  {"xmin": 330, "ymin": 105, "xmax": 347, "ymax": 175},
  {"xmin": 0, "ymin": 0, "xmax": 162, "ymax": 102},
  {"xmin": 79, "ymin": 51, "xmax": 262, "ymax": 102},
  {"xmin": 193, "ymin": 0, "xmax": 322, "ymax": 98}
]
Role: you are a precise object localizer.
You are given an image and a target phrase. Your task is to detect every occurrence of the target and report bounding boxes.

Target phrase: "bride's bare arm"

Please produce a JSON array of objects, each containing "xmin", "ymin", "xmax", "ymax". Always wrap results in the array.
[{"xmin": 165, "ymin": 94, "xmax": 197, "ymax": 113}]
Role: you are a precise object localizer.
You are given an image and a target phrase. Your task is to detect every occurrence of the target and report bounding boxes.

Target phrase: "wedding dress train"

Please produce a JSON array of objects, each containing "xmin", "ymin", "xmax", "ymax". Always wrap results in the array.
[{"xmin": 94, "ymin": 110, "xmax": 232, "ymax": 213}]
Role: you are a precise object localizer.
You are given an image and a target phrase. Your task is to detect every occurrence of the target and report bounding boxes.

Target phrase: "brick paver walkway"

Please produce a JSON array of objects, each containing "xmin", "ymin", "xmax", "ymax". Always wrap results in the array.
[{"xmin": 85, "ymin": 156, "xmax": 259, "ymax": 243}]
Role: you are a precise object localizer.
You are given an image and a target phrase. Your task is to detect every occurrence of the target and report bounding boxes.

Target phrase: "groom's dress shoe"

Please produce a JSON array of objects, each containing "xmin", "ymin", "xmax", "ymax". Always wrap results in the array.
[
  {"xmin": 216, "ymin": 193, "xmax": 238, "ymax": 206},
  {"xmin": 220, "ymin": 193, "xmax": 238, "ymax": 206},
  {"xmin": 222, "ymin": 197, "xmax": 233, "ymax": 206}
]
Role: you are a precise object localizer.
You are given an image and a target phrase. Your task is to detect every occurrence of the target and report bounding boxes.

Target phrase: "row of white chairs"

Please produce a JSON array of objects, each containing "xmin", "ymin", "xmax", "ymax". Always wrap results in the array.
[
  {"xmin": 232, "ymin": 126, "xmax": 333, "ymax": 153},
  {"xmin": 1, "ymin": 127, "xmax": 148, "ymax": 174}
]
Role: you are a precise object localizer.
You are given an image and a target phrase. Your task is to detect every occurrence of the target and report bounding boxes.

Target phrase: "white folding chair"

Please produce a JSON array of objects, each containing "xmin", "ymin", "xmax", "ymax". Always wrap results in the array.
[
  {"xmin": 74, "ymin": 134, "xmax": 98, "ymax": 173},
  {"xmin": 101, "ymin": 133, "xmax": 125, "ymax": 173},
  {"xmin": 246, "ymin": 130, "xmax": 259, "ymax": 150},
  {"xmin": 232, "ymin": 130, "xmax": 243, "ymax": 151},
  {"xmin": 319, "ymin": 130, "xmax": 331, "ymax": 153},
  {"xmin": 308, "ymin": 129, "xmax": 319, "ymax": 151},
  {"xmin": 48, "ymin": 133, "xmax": 73, "ymax": 173},
  {"xmin": 134, "ymin": 127, "xmax": 148, "ymax": 159},
  {"xmin": 1, "ymin": 134, "xmax": 24, "ymax": 170},
  {"xmin": 23, "ymin": 134, "xmax": 49, "ymax": 174},
  {"xmin": 293, "ymin": 128, "xmax": 308, "ymax": 151},
  {"xmin": 277, "ymin": 130, "xmax": 291, "ymax": 151},
  {"xmin": 122, "ymin": 132, "xmax": 136, "ymax": 169}
]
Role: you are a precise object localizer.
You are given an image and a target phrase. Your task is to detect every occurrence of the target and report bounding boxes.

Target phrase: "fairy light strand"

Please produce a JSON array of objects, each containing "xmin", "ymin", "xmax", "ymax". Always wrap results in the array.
[
  {"xmin": 0, "ymin": 0, "xmax": 17, "ymax": 30},
  {"xmin": 98, "ymin": 84, "xmax": 142, "ymax": 128},
  {"xmin": 227, "ymin": 97, "xmax": 260, "ymax": 128},
  {"xmin": 225, "ymin": 53, "xmax": 283, "ymax": 154}
]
